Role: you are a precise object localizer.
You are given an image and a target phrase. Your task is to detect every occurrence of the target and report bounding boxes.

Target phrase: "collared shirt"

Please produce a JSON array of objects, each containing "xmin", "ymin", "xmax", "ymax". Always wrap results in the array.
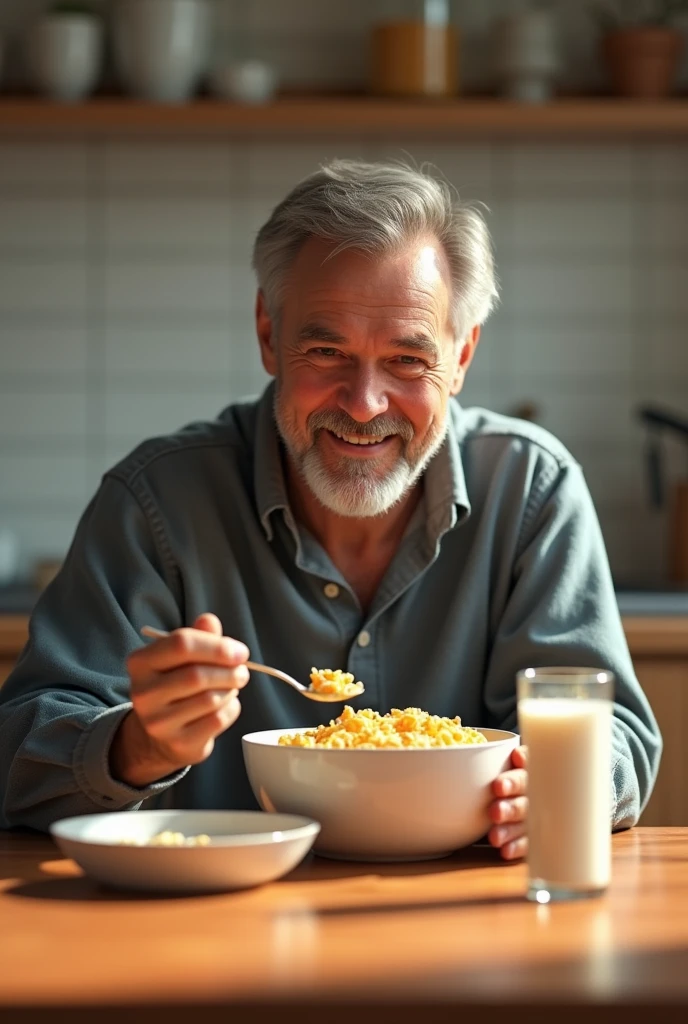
[{"xmin": 0, "ymin": 383, "xmax": 661, "ymax": 831}]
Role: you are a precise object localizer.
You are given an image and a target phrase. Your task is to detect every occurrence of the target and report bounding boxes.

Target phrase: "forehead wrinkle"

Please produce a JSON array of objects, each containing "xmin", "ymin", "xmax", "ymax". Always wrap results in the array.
[
  {"xmin": 297, "ymin": 323, "xmax": 347, "ymax": 343},
  {"xmin": 303, "ymin": 276, "xmax": 445, "ymax": 311},
  {"xmin": 301, "ymin": 301, "xmax": 444, "ymax": 332}
]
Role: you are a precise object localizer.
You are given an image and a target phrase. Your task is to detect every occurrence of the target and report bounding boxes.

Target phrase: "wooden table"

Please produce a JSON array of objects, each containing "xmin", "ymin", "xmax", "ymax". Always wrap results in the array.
[{"xmin": 1, "ymin": 828, "xmax": 687, "ymax": 1024}]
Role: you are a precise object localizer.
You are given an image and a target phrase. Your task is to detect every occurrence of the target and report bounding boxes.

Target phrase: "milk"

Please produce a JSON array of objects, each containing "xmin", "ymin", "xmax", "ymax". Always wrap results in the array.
[{"xmin": 518, "ymin": 697, "xmax": 612, "ymax": 893}]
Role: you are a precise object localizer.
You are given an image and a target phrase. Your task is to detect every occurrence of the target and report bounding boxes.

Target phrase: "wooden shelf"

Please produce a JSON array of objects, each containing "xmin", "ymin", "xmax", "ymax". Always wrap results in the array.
[{"xmin": 1, "ymin": 97, "xmax": 688, "ymax": 138}]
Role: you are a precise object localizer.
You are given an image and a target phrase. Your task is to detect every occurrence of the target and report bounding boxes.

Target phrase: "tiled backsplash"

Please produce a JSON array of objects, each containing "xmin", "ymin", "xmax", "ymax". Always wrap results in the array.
[{"xmin": 0, "ymin": 0, "xmax": 687, "ymax": 587}]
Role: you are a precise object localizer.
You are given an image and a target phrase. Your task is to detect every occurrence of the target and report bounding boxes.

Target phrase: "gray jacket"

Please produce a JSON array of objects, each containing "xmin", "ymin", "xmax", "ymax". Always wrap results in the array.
[{"xmin": 0, "ymin": 385, "xmax": 662, "ymax": 831}]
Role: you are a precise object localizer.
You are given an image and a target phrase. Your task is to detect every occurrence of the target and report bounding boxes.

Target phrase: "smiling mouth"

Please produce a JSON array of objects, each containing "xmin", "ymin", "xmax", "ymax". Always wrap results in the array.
[{"xmin": 328, "ymin": 430, "xmax": 391, "ymax": 446}]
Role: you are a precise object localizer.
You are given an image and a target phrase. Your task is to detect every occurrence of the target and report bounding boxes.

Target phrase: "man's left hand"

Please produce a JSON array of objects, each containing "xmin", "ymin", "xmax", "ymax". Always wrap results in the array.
[{"xmin": 488, "ymin": 745, "xmax": 528, "ymax": 861}]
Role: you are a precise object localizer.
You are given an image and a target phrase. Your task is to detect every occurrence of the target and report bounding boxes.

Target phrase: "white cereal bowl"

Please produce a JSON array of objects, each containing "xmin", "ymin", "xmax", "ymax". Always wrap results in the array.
[
  {"xmin": 50, "ymin": 810, "xmax": 320, "ymax": 893},
  {"xmin": 242, "ymin": 728, "xmax": 519, "ymax": 862}
]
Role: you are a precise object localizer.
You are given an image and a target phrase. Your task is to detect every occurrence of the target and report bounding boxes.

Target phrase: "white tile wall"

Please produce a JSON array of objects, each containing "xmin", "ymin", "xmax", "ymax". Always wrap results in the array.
[
  {"xmin": 103, "ymin": 263, "xmax": 236, "ymax": 318},
  {"xmin": 0, "ymin": 197, "xmax": 88, "ymax": 251},
  {"xmin": 103, "ymin": 142, "xmax": 236, "ymax": 192},
  {"xmin": 1, "ymin": 325, "xmax": 88, "ymax": 375},
  {"xmin": 507, "ymin": 144, "xmax": 636, "ymax": 195},
  {"xmin": 506, "ymin": 198, "xmax": 633, "ymax": 256},
  {"xmin": 103, "ymin": 197, "xmax": 234, "ymax": 255},
  {"xmin": 502, "ymin": 325, "xmax": 634, "ymax": 384},
  {"xmin": 0, "ymin": 392, "xmax": 87, "ymax": 445},
  {"xmin": 503, "ymin": 261, "xmax": 634, "ymax": 319},
  {"xmin": 0, "ymin": 262, "xmax": 88, "ymax": 314},
  {"xmin": 0, "ymin": 454, "xmax": 89, "ymax": 506},
  {"xmin": 0, "ymin": 142, "xmax": 89, "ymax": 191},
  {"xmin": 0, "ymin": 1, "xmax": 687, "ymax": 586},
  {"xmin": 102, "ymin": 389, "xmax": 247, "ymax": 448},
  {"xmin": 103, "ymin": 326, "xmax": 235, "ymax": 376}
]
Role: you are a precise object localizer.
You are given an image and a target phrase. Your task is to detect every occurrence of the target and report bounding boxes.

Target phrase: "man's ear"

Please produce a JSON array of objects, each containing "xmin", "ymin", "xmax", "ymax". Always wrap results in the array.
[
  {"xmin": 256, "ymin": 290, "xmax": 278, "ymax": 376},
  {"xmin": 450, "ymin": 325, "xmax": 481, "ymax": 395}
]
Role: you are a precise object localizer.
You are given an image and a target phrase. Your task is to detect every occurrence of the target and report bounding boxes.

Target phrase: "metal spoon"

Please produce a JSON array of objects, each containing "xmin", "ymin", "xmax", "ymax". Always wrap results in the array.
[{"xmin": 140, "ymin": 625, "xmax": 364, "ymax": 703}]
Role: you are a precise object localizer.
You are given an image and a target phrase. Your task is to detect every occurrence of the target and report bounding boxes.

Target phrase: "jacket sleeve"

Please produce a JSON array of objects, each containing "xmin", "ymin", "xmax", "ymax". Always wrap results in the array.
[
  {"xmin": 0, "ymin": 474, "xmax": 189, "ymax": 832},
  {"xmin": 483, "ymin": 456, "xmax": 662, "ymax": 831}
]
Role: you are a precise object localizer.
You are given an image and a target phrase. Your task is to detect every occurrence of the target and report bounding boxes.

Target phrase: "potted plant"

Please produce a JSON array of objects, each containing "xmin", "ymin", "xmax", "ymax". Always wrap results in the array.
[
  {"xmin": 113, "ymin": 0, "xmax": 211, "ymax": 103},
  {"xmin": 27, "ymin": 2, "xmax": 103, "ymax": 102},
  {"xmin": 592, "ymin": 0, "xmax": 688, "ymax": 98}
]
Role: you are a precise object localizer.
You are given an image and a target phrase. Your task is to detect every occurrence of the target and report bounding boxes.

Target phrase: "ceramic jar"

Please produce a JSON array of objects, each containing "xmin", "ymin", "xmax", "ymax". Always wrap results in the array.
[
  {"xmin": 113, "ymin": 0, "xmax": 210, "ymax": 103},
  {"xmin": 494, "ymin": 6, "xmax": 560, "ymax": 104},
  {"xmin": 27, "ymin": 12, "xmax": 103, "ymax": 102}
]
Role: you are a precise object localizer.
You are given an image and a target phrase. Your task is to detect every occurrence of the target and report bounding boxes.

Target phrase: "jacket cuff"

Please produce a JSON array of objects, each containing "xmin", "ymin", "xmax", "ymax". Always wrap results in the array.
[{"xmin": 73, "ymin": 703, "xmax": 189, "ymax": 809}]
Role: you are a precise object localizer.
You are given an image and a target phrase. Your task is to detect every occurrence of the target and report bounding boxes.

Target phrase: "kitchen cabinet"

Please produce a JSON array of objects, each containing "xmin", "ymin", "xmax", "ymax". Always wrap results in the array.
[
  {"xmin": 636, "ymin": 661, "xmax": 688, "ymax": 826},
  {"xmin": 0, "ymin": 617, "xmax": 27, "ymax": 687},
  {"xmin": 0, "ymin": 614, "xmax": 687, "ymax": 824},
  {"xmin": 625, "ymin": 619, "xmax": 688, "ymax": 827}
]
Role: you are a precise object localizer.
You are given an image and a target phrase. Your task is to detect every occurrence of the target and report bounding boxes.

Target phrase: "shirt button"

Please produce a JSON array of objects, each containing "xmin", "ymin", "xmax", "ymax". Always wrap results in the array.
[
  {"xmin": 357, "ymin": 630, "xmax": 371, "ymax": 648},
  {"xmin": 324, "ymin": 583, "xmax": 340, "ymax": 599}
]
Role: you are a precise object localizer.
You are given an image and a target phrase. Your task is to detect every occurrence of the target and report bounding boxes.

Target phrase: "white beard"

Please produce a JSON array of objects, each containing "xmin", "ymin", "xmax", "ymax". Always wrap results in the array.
[{"xmin": 274, "ymin": 395, "xmax": 449, "ymax": 519}]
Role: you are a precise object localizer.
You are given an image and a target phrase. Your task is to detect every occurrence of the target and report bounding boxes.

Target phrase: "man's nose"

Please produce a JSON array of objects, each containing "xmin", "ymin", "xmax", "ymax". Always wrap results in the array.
[{"xmin": 337, "ymin": 367, "xmax": 389, "ymax": 423}]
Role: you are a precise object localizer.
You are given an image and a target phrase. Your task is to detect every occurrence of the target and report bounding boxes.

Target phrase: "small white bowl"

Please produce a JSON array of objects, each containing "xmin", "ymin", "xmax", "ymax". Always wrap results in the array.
[
  {"xmin": 211, "ymin": 59, "xmax": 277, "ymax": 104},
  {"xmin": 243, "ymin": 727, "xmax": 519, "ymax": 862},
  {"xmin": 50, "ymin": 810, "xmax": 320, "ymax": 893}
]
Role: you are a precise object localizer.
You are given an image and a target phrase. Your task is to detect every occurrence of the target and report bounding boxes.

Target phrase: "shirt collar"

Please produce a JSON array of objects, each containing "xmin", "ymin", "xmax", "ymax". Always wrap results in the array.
[
  {"xmin": 253, "ymin": 383, "xmax": 471, "ymax": 543},
  {"xmin": 421, "ymin": 399, "xmax": 472, "ymax": 546},
  {"xmin": 254, "ymin": 381, "xmax": 292, "ymax": 542}
]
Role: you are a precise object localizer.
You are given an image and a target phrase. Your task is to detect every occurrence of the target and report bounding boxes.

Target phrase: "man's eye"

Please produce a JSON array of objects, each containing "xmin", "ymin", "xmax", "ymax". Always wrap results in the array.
[
  {"xmin": 396, "ymin": 355, "xmax": 424, "ymax": 365},
  {"xmin": 310, "ymin": 347, "xmax": 340, "ymax": 357}
]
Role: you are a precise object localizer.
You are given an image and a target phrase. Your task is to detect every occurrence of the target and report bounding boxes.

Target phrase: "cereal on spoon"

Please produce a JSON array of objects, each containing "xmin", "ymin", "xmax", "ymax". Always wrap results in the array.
[{"xmin": 309, "ymin": 668, "xmax": 364, "ymax": 699}]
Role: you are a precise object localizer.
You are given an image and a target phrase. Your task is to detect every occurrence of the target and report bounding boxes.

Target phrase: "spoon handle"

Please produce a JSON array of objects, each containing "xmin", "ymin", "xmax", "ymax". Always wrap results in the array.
[
  {"xmin": 140, "ymin": 626, "xmax": 307, "ymax": 694},
  {"xmin": 245, "ymin": 661, "xmax": 307, "ymax": 693}
]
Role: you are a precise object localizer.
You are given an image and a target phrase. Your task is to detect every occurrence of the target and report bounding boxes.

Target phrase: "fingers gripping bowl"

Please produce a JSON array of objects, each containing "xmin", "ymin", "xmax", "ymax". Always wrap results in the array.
[{"xmin": 242, "ymin": 708, "xmax": 519, "ymax": 861}]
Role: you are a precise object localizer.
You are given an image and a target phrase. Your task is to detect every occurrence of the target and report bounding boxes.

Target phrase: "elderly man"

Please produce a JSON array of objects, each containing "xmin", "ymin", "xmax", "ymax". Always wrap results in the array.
[{"xmin": 0, "ymin": 161, "xmax": 661, "ymax": 859}]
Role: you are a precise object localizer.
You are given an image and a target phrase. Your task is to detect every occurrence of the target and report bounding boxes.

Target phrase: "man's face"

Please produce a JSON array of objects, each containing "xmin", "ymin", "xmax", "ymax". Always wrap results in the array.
[{"xmin": 257, "ymin": 235, "xmax": 474, "ymax": 518}]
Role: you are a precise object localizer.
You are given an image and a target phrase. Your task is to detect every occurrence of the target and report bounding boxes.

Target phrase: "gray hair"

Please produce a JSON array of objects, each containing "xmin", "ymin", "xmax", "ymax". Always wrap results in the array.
[{"xmin": 251, "ymin": 159, "xmax": 499, "ymax": 341}]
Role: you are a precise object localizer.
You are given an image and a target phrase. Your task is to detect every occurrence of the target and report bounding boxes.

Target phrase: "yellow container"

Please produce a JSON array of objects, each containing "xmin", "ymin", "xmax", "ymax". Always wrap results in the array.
[{"xmin": 370, "ymin": 21, "xmax": 459, "ymax": 98}]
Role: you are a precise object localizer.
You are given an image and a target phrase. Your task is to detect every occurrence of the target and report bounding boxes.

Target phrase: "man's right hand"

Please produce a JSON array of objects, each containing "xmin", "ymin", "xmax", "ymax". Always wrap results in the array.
[{"xmin": 109, "ymin": 613, "xmax": 250, "ymax": 788}]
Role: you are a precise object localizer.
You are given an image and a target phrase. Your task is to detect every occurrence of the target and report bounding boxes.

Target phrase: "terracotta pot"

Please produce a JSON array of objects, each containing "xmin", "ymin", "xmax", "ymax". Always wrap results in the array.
[{"xmin": 603, "ymin": 27, "xmax": 684, "ymax": 99}]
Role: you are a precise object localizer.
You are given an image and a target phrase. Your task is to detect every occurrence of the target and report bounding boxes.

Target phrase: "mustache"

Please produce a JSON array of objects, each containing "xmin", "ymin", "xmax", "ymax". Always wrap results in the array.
[{"xmin": 307, "ymin": 409, "xmax": 414, "ymax": 442}]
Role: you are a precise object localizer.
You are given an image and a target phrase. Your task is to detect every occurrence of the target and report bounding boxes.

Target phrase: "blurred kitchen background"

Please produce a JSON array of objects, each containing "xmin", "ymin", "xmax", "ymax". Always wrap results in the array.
[{"xmin": 1, "ymin": 0, "xmax": 688, "ymax": 599}]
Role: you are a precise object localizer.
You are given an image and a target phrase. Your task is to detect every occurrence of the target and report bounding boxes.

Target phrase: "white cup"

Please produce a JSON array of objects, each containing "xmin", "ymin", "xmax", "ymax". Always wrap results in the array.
[{"xmin": 28, "ymin": 15, "xmax": 103, "ymax": 102}]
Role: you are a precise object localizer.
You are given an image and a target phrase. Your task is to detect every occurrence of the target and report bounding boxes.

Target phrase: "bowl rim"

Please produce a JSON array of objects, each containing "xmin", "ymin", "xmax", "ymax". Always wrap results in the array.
[
  {"xmin": 242, "ymin": 726, "xmax": 519, "ymax": 751},
  {"xmin": 50, "ymin": 809, "xmax": 321, "ymax": 848}
]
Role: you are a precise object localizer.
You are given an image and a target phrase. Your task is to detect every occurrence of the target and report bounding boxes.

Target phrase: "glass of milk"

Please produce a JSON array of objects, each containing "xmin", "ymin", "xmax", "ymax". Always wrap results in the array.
[{"xmin": 517, "ymin": 666, "xmax": 614, "ymax": 903}]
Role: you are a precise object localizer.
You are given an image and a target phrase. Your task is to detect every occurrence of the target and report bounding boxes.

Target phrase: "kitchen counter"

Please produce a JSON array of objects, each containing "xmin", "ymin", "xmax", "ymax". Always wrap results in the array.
[{"xmin": 1, "ymin": 827, "xmax": 687, "ymax": 1023}]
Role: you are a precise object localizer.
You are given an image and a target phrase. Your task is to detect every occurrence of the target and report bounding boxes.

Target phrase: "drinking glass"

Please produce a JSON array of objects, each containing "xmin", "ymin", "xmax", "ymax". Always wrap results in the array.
[{"xmin": 517, "ymin": 666, "xmax": 614, "ymax": 903}]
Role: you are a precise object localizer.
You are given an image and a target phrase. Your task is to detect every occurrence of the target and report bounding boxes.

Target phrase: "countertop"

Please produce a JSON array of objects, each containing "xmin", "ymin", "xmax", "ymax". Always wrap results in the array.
[{"xmin": 1, "ymin": 828, "xmax": 687, "ymax": 1023}]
